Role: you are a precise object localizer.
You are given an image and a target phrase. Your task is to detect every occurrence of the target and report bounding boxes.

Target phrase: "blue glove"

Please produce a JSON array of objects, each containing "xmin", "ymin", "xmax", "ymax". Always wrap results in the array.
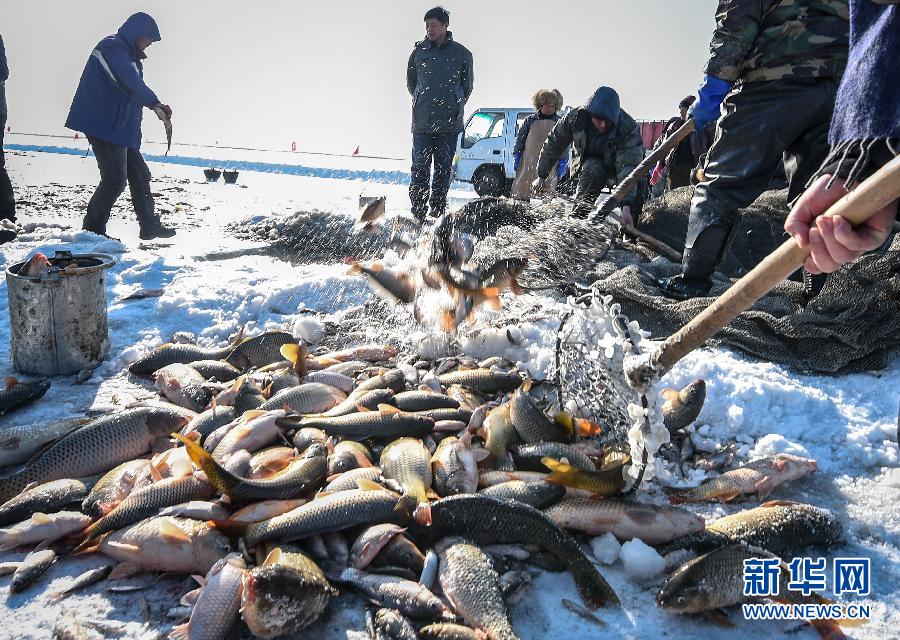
[
  {"xmin": 513, "ymin": 152, "xmax": 521, "ymax": 172},
  {"xmin": 556, "ymin": 157, "xmax": 569, "ymax": 180},
  {"xmin": 689, "ymin": 75, "xmax": 733, "ymax": 129}
]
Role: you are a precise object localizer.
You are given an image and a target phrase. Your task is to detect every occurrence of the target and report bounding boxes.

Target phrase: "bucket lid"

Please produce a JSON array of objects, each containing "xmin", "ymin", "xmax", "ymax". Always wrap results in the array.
[{"xmin": 6, "ymin": 250, "xmax": 116, "ymax": 280}]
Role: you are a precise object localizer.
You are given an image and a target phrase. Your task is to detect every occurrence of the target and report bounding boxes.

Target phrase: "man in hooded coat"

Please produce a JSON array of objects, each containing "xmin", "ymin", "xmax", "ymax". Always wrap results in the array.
[
  {"xmin": 533, "ymin": 86, "xmax": 644, "ymax": 223},
  {"xmin": 66, "ymin": 12, "xmax": 175, "ymax": 240}
]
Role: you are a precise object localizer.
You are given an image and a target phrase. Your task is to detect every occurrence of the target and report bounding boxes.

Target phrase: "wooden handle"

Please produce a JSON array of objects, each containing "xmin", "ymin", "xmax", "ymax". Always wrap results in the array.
[
  {"xmin": 598, "ymin": 119, "xmax": 696, "ymax": 213},
  {"xmin": 650, "ymin": 153, "xmax": 900, "ymax": 377}
]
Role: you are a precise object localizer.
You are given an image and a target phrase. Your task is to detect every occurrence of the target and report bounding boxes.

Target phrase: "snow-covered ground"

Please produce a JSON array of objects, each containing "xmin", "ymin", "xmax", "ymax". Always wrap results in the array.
[{"xmin": 0, "ymin": 148, "xmax": 897, "ymax": 639}]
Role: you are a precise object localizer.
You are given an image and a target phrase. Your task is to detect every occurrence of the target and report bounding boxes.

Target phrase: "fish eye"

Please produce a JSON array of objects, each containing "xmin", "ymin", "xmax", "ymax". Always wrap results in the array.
[{"xmin": 677, "ymin": 596, "xmax": 686, "ymax": 605}]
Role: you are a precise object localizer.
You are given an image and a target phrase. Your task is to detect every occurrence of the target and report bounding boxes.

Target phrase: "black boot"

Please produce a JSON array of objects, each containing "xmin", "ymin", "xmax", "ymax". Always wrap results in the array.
[
  {"xmin": 659, "ymin": 224, "xmax": 733, "ymax": 301},
  {"xmin": 139, "ymin": 223, "xmax": 176, "ymax": 240}
]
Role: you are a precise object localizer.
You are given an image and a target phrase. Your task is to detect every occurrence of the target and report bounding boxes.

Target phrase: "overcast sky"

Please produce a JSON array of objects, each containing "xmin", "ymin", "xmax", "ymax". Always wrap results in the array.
[{"xmin": 3, "ymin": 0, "xmax": 718, "ymax": 158}]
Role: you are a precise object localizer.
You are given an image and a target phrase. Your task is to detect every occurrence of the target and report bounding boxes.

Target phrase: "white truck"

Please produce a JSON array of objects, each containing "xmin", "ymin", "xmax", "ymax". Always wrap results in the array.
[{"xmin": 453, "ymin": 107, "xmax": 573, "ymax": 197}]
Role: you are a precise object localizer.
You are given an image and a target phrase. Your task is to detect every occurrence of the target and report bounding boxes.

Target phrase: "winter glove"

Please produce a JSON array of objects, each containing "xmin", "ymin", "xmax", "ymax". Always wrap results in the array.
[
  {"xmin": 532, "ymin": 177, "xmax": 549, "ymax": 195},
  {"xmin": 155, "ymin": 103, "xmax": 173, "ymax": 119},
  {"xmin": 649, "ymin": 162, "xmax": 665, "ymax": 186},
  {"xmin": 513, "ymin": 152, "xmax": 522, "ymax": 172},
  {"xmin": 556, "ymin": 157, "xmax": 569, "ymax": 180},
  {"xmin": 688, "ymin": 75, "xmax": 732, "ymax": 129}
]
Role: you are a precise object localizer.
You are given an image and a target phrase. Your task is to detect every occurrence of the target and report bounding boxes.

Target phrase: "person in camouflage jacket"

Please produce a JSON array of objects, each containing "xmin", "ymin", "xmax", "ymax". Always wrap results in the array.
[
  {"xmin": 534, "ymin": 86, "xmax": 644, "ymax": 220},
  {"xmin": 660, "ymin": 0, "xmax": 849, "ymax": 300}
]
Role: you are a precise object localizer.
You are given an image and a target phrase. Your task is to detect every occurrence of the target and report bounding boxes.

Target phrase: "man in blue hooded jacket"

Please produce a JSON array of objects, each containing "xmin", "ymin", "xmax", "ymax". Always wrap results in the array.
[
  {"xmin": 533, "ymin": 86, "xmax": 644, "ymax": 221},
  {"xmin": 66, "ymin": 12, "xmax": 175, "ymax": 240}
]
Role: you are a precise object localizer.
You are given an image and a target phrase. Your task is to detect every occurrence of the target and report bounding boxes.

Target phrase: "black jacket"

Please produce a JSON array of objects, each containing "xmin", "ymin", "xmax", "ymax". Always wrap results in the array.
[
  {"xmin": 407, "ymin": 32, "xmax": 474, "ymax": 134},
  {"xmin": 537, "ymin": 87, "xmax": 644, "ymax": 201}
]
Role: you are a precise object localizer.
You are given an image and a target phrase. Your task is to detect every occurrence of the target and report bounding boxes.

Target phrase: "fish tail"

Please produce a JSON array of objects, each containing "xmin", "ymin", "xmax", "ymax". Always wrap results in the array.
[
  {"xmin": 172, "ymin": 432, "xmax": 236, "ymax": 495},
  {"xmin": 572, "ymin": 561, "xmax": 620, "ymax": 609},
  {"xmin": 542, "ymin": 457, "xmax": 582, "ymax": 487}
]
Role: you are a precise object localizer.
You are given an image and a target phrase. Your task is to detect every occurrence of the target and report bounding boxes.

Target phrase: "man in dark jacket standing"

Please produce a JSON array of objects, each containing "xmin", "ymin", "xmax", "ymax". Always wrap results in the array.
[
  {"xmin": 407, "ymin": 6, "xmax": 473, "ymax": 223},
  {"xmin": 0, "ymin": 33, "xmax": 15, "ymax": 228},
  {"xmin": 533, "ymin": 86, "xmax": 644, "ymax": 222},
  {"xmin": 660, "ymin": 0, "xmax": 849, "ymax": 300},
  {"xmin": 66, "ymin": 12, "xmax": 175, "ymax": 240}
]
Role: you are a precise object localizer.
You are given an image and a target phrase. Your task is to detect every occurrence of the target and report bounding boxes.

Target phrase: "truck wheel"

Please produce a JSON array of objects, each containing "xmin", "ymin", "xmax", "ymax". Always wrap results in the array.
[{"xmin": 473, "ymin": 166, "xmax": 505, "ymax": 197}]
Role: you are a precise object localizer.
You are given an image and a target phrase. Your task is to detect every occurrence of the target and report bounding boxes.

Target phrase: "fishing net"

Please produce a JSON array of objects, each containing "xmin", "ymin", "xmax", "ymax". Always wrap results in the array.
[{"xmin": 554, "ymin": 291, "xmax": 668, "ymax": 485}]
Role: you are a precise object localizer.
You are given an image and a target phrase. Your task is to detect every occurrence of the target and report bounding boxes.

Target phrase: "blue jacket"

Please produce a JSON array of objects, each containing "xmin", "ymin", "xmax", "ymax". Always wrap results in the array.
[
  {"xmin": 407, "ymin": 32, "xmax": 474, "ymax": 134},
  {"xmin": 65, "ymin": 13, "xmax": 161, "ymax": 149}
]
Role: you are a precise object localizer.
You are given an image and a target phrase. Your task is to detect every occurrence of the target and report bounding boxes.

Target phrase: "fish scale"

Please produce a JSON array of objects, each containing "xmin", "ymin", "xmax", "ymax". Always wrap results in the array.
[
  {"xmin": 437, "ymin": 370, "xmax": 521, "ymax": 394},
  {"xmin": 0, "ymin": 477, "xmax": 96, "ymax": 527},
  {"xmin": 417, "ymin": 494, "xmax": 619, "ymax": 608},
  {"xmin": 226, "ymin": 331, "xmax": 297, "ymax": 370},
  {"xmin": 244, "ymin": 488, "xmax": 409, "ymax": 546},
  {"xmin": 292, "ymin": 412, "xmax": 434, "ymax": 440},
  {"xmin": 259, "ymin": 382, "xmax": 345, "ymax": 414},
  {"xmin": 437, "ymin": 539, "xmax": 517, "ymax": 640},
  {"xmin": 381, "ymin": 438, "xmax": 431, "ymax": 504},
  {"xmin": 170, "ymin": 554, "xmax": 246, "ymax": 640},
  {"xmin": 339, "ymin": 568, "xmax": 448, "ymax": 618},
  {"xmin": 0, "ymin": 379, "xmax": 50, "ymax": 415},
  {"xmin": 0, "ymin": 407, "xmax": 187, "ymax": 503},
  {"xmin": 82, "ymin": 475, "xmax": 214, "ymax": 542},
  {"xmin": 129, "ymin": 344, "xmax": 235, "ymax": 376},
  {"xmin": 659, "ymin": 501, "xmax": 842, "ymax": 557}
]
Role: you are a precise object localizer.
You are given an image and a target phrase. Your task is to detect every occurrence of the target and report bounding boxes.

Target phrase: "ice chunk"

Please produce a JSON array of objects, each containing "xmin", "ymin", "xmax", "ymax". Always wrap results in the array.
[
  {"xmin": 590, "ymin": 533, "xmax": 621, "ymax": 565},
  {"xmin": 620, "ymin": 538, "xmax": 666, "ymax": 582},
  {"xmin": 292, "ymin": 316, "xmax": 325, "ymax": 344}
]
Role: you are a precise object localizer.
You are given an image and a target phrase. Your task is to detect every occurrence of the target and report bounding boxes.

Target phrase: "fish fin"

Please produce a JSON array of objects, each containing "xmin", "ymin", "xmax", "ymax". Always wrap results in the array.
[
  {"xmin": 108, "ymin": 561, "xmax": 143, "ymax": 580},
  {"xmin": 242, "ymin": 409, "xmax": 267, "ymax": 421},
  {"xmin": 753, "ymin": 477, "xmax": 775, "ymax": 499},
  {"xmin": 772, "ymin": 458, "xmax": 789, "ymax": 473},
  {"xmin": 261, "ymin": 547, "xmax": 282, "ymax": 567},
  {"xmin": 169, "ymin": 623, "xmax": 190, "ymax": 640},
  {"xmin": 484, "ymin": 296, "xmax": 502, "ymax": 312},
  {"xmin": 4, "ymin": 376, "xmax": 18, "ymax": 390},
  {"xmin": 660, "ymin": 388, "xmax": 679, "ymax": 402},
  {"xmin": 369, "ymin": 262, "xmax": 384, "ymax": 273},
  {"xmin": 664, "ymin": 489, "xmax": 689, "ymax": 505},
  {"xmin": 413, "ymin": 502, "xmax": 432, "ymax": 526},
  {"xmin": 206, "ymin": 519, "xmax": 249, "ymax": 536},
  {"xmin": 701, "ymin": 609, "xmax": 734, "ymax": 628},
  {"xmin": 149, "ymin": 464, "xmax": 164, "ymax": 483},
  {"xmin": 760, "ymin": 499, "xmax": 798, "ymax": 508},
  {"xmin": 717, "ymin": 492, "xmax": 741, "ymax": 503},
  {"xmin": 440, "ymin": 310, "xmax": 457, "ymax": 332},
  {"xmin": 426, "ymin": 488, "xmax": 440, "ymax": 500},
  {"xmin": 180, "ymin": 586, "xmax": 202, "ymax": 605},
  {"xmin": 355, "ymin": 404, "xmax": 372, "ymax": 413},
  {"xmin": 390, "ymin": 494, "xmax": 416, "ymax": 521},
  {"xmin": 521, "ymin": 377, "xmax": 533, "ymax": 392},
  {"xmin": 553, "ymin": 412, "xmax": 576, "ymax": 438},
  {"xmin": 229, "ymin": 326, "xmax": 247, "ymax": 347},
  {"xmin": 158, "ymin": 519, "xmax": 191, "ymax": 544},
  {"xmin": 577, "ymin": 418, "xmax": 603, "ymax": 437},
  {"xmin": 356, "ymin": 479, "xmax": 384, "ymax": 491},
  {"xmin": 378, "ymin": 404, "xmax": 402, "ymax": 414},
  {"xmin": 191, "ymin": 574, "xmax": 207, "ymax": 587},
  {"xmin": 0, "ymin": 436, "xmax": 20, "ymax": 450},
  {"xmin": 31, "ymin": 512, "xmax": 52, "ymax": 525}
]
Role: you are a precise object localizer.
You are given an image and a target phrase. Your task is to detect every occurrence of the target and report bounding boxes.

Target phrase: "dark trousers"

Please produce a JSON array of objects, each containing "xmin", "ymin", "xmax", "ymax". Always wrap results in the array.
[
  {"xmin": 84, "ymin": 136, "xmax": 157, "ymax": 234},
  {"xmin": 686, "ymin": 78, "xmax": 836, "ymax": 249},
  {"xmin": 572, "ymin": 157, "xmax": 611, "ymax": 216},
  {"xmin": 0, "ymin": 90, "xmax": 15, "ymax": 221},
  {"xmin": 410, "ymin": 132, "xmax": 457, "ymax": 220}
]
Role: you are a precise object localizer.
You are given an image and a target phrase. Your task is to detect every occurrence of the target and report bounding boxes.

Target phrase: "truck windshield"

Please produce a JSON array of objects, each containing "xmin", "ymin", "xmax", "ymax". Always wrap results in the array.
[{"xmin": 462, "ymin": 112, "xmax": 504, "ymax": 149}]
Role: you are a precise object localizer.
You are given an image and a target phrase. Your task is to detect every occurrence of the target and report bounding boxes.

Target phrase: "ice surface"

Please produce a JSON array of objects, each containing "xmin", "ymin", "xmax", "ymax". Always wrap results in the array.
[{"xmin": 0, "ymin": 148, "xmax": 897, "ymax": 639}]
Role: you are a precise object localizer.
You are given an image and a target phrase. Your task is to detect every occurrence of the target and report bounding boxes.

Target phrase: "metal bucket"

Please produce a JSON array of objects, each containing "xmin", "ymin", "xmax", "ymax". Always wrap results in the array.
[{"xmin": 6, "ymin": 250, "xmax": 116, "ymax": 376}]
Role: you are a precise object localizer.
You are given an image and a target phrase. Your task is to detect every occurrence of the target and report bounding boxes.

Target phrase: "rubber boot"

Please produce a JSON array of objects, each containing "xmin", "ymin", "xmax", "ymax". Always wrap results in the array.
[{"xmin": 659, "ymin": 224, "xmax": 733, "ymax": 300}]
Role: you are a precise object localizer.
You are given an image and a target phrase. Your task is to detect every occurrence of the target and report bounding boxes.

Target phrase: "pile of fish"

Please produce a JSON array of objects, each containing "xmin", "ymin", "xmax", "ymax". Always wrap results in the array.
[{"xmin": 0, "ymin": 329, "xmax": 847, "ymax": 639}]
